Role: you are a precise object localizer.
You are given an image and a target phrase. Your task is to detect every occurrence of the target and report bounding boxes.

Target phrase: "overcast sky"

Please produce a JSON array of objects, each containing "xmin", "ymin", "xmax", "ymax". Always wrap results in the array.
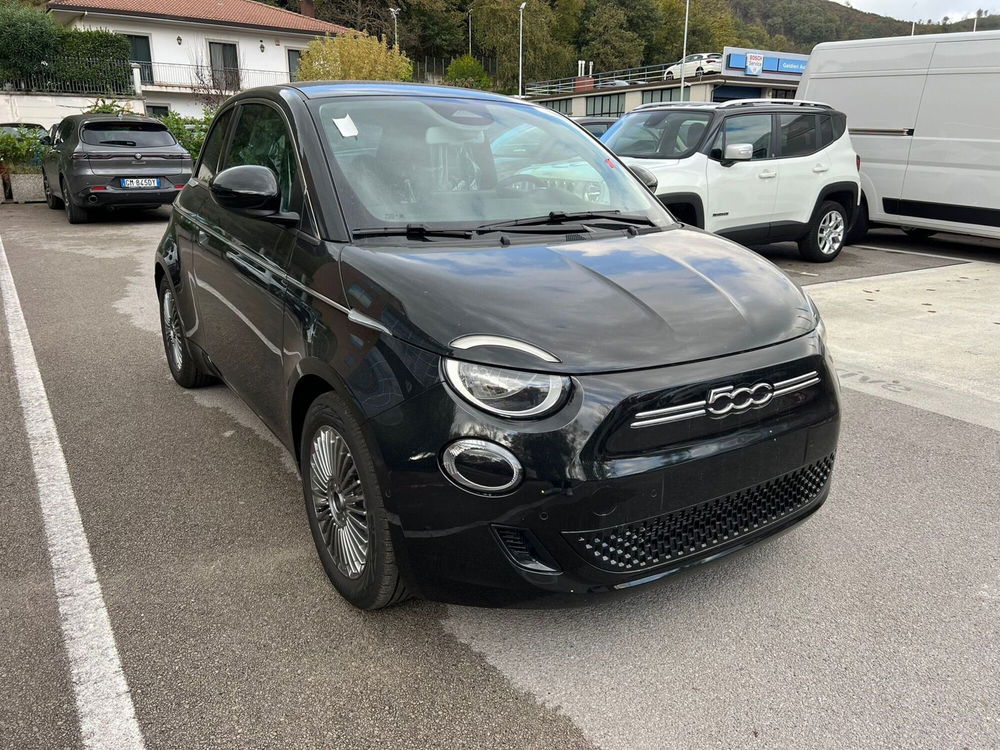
[{"xmin": 833, "ymin": 0, "xmax": 987, "ymax": 22}]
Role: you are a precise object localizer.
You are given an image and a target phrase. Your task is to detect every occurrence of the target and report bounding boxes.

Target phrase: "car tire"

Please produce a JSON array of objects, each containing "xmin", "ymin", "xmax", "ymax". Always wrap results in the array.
[
  {"xmin": 665, "ymin": 71, "xmax": 674, "ymax": 79},
  {"xmin": 61, "ymin": 178, "xmax": 89, "ymax": 224},
  {"xmin": 902, "ymin": 227, "xmax": 936, "ymax": 240},
  {"xmin": 43, "ymin": 172, "xmax": 63, "ymax": 210},
  {"xmin": 845, "ymin": 197, "xmax": 869, "ymax": 244},
  {"xmin": 301, "ymin": 392, "xmax": 409, "ymax": 610},
  {"xmin": 798, "ymin": 200, "xmax": 847, "ymax": 262},
  {"xmin": 696, "ymin": 66, "xmax": 704, "ymax": 76},
  {"xmin": 157, "ymin": 277, "xmax": 213, "ymax": 388}
]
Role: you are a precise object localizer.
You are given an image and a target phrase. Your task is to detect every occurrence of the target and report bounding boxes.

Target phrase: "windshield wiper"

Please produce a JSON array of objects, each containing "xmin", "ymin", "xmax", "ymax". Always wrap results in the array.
[
  {"xmin": 478, "ymin": 210, "xmax": 656, "ymax": 231},
  {"xmin": 352, "ymin": 224, "xmax": 474, "ymax": 240}
]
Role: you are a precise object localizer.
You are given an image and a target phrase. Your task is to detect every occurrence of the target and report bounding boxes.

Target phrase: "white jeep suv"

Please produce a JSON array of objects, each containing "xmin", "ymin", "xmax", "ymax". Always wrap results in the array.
[{"xmin": 603, "ymin": 99, "xmax": 860, "ymax": 261}]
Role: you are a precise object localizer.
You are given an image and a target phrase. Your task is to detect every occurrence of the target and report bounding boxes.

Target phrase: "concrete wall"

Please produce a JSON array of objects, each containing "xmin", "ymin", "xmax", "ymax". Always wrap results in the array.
[{"xmin": 0, "ymin": 93, "xmax": 144, "ymax": 128}]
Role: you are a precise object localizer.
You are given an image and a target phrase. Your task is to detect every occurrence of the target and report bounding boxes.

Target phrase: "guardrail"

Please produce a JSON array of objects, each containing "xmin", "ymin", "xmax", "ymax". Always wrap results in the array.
[
  {"xmin": 139, "ymin": 62, "xmax": 291, "ymax": 92},
  {"xmin": 525, "ymin": 59, "xmax": 687, "ymax": 97},
  {"xmin": 0, "ymin": 58, "xmax": 134, "ymax": 96}
]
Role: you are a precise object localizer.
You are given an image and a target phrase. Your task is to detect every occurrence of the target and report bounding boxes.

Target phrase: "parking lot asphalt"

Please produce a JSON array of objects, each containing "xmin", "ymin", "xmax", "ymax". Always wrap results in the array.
[{"xmin": 1, "ymin": 203, "xmax": 998, "ymax": 749}]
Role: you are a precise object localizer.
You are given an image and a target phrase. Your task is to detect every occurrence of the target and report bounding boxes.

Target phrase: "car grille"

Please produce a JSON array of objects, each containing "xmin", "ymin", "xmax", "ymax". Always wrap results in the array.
[{"xmin": 564, "ymin": 455, "xmax": 834, "ymax": 573}]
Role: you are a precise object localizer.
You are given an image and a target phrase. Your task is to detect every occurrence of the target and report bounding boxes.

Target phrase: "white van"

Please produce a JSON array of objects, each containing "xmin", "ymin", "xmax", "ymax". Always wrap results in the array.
[{"xmin": 797, "ymin": 31, "xmax": 1000, "ymax": 241}]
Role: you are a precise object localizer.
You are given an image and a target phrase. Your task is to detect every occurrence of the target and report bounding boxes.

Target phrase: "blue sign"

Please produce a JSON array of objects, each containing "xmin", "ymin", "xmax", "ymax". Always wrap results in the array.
[{"xmin": 726, "ymin": 52, "xmax": 805, "ymax": 76}]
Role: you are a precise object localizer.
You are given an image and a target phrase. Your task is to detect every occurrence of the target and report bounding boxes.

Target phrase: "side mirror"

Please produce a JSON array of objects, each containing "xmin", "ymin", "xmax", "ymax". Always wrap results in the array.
[
  {"xmin": 723, "ymin": 143, "xmax": 753, "ymax": 162},
  {"xmin": 211, "ymin": 164, "xmax": 280, "ymax": 212},
  {"xmin": 629, "ymin": 165, "xmax": 658, "ymax": 193},
  {"xmin": 209, "ymin": 164, "xmax": 298, "ymax": 225},
  {"xmin": 39, "ymin": 135, "xmax": 52, "ymax": 146}
]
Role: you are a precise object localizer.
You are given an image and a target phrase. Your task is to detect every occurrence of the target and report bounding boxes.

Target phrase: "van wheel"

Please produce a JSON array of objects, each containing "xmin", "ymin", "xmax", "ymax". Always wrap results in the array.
[
  {"xmin": 902, "ymin": 227, "xmax": 936, "ymax": 240},
  {"xmin": 61, "ymin": 178, "xmax": 89, "ymax": 224},
  {"xmin": 845, "ymin": 198, "xmax": 869, "ymax": 244},
  {"xmin": 43, "ymin": 172, "xmax": 63, "ymax": 209},
  {"xmin": 301, "ymin": 393, "xmax": 410, "ymax": 610},
  {"xmin": 799, "ymin": 201, "xmax": 847, "ymax": 262}
]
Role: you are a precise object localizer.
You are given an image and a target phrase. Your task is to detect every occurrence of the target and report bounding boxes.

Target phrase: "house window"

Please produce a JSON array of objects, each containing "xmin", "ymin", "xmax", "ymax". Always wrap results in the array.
[
  {"xmin": 147, "ymin": 105, "xmax": 170, "ymax": 118},
  {"xmin": 771, "ymin": 88, "xmax": 796, "ymax": 99},
  {"xmin": 208, "ymin": 42, "xmax": 240, "ymax": 91},
  {"xmin": 542, "ymin": 98, "xmax": 572, "ymax": 114},
  {"xmin": 124, "ymin": 34, "xmax": 152, "ymax": 85},
  {"xmin": 287, "ymin": 49, "xmax": 302, "ymax": 80},
  {"xmin": 586, "ymin": 93, "xmax": 625, "ymax": 117},
  {"xmin": 642, "ymin": 88, "xmax": 680, "ymax": 104}
]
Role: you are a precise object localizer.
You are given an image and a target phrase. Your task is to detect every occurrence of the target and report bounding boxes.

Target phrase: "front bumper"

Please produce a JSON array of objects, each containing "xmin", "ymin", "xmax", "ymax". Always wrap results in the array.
[{"xmin": 369, "ymin": 330, "xmax": 840, "ymax": 605}]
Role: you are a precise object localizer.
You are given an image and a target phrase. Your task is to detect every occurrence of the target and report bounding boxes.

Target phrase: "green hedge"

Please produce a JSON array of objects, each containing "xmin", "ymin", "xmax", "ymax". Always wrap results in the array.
[
  {"xmin": 0, "ymin": 0, "xmax": 58, "ymax": 78},
  {"xmin": 51, "ymin": 29, "xmax": 133, "ymax": 94}
]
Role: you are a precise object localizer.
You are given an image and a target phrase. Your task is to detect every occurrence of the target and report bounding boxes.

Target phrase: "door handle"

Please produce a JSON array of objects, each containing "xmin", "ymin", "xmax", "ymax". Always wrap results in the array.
[
  {"xmin": 758, "ymin": 170, "xmax": 777, "ymax": 179},
  {"xmin": 812, "ymin": 164, "xmax": 830, "ymax": 173},
  {"xmin": 196, "ymin": 229, "xmax": 208, "ymax": 245}
]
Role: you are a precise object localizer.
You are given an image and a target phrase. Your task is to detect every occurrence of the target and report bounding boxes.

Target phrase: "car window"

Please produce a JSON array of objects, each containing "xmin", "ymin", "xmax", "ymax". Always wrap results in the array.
[
  {"xmin": 817, "ymin": 114, "xmax": 834, "ymax": 149},
  {"xmin": 225, "ymin": 103, "xmax": 299, "ymax": 213},
  {"xmin": 778, "ymin": 113, "xmax": 817, "ymax": 157},
  {"xmin": 603, "ymin": 110, "xmax": 713, "ymax": 159},
  {"xmin": 80, "ymin": 121, "xmax": 176, "ymax": 147},
  {"xmin": 713, "ymin": 114, "xmax": 773, "ymax": 160},
  {"xmin": 196, "ymin": 108, "xmax": 234, "ymax": 182},
  {"xmin": 310, "ymin": 95, "xmax": 668, "ymax": 231}
]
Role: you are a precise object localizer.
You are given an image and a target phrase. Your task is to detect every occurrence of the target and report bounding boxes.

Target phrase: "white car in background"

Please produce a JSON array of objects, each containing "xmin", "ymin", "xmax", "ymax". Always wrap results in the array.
[
  {"xmin": 663, "ymin": 53, "xmax": 723, "ymax": 80},
  {"xmin": 602, "ymin": 99, "xmax": 861, "ymax": 262}
]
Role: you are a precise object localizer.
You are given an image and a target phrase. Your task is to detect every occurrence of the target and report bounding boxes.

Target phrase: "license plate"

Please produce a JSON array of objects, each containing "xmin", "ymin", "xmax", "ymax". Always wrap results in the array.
[{"xmin": 121, "ymin": 178, "xmax": 159, "ymax": 189}]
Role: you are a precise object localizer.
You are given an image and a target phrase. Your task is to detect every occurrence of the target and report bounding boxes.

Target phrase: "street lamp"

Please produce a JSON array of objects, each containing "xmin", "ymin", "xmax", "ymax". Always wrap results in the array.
[
  {"xmin": 679, "ymin": 0, "xmax": 690, "ymax": 100},
  {"xmin": 389, "ymin": 7, "xmax": 400, "ymax": 48},
  {"xmin": 518, "ymin": 1, "xmax": 527, "ymax": 97},
  {"xmin": 468, "ymin": 8, "xmax": 473, "ymax": 56}
]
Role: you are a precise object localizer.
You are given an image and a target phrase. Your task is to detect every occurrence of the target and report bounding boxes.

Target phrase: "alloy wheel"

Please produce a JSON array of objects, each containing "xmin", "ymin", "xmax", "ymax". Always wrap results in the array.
[
  {"xmin": 161, "ymin": 288, "xmax": 184, "ymax": 371},
  {"xmin": 817, "ymin": 209, "xmax": 845, "ymax": 255},
  {"xmin": 310, "ymin": 425, "xmax": 369, "ymax": 579}
]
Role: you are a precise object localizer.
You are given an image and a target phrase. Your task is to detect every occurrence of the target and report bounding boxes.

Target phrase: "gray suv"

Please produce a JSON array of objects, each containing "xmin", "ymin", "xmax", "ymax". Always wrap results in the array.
[{"xmin": 42, "ymin": 114, "xmax": 193, "ymax": 223}]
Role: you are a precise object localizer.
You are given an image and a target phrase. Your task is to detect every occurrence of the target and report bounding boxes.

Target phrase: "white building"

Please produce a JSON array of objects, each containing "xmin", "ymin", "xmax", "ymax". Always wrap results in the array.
[{"xmin": 37, "ymin": 0, "xmax": 348, "ymax": 119}]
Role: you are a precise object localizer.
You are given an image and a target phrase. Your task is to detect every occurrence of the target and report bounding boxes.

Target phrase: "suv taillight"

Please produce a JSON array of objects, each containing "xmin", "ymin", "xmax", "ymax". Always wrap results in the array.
[{"xmin": 856, "ymin": 154, "xmax": 861, "ymax": 171}]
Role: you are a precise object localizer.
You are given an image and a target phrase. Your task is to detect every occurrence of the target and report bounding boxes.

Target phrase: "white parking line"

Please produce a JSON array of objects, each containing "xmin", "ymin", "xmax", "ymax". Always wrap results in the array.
[{"xmin": 0, "ymin": 234, "xmax": 145, "ymax": 749}]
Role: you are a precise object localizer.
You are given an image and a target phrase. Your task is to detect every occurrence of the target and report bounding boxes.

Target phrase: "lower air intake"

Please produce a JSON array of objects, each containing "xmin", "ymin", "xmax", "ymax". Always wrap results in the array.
[
  {"xmin": 565, "ymin": 455, "xmax": 834, "ymax": 573},
  {"xmin": 493, "ymin": 525, "xmax": 561, "ymax": 573}
]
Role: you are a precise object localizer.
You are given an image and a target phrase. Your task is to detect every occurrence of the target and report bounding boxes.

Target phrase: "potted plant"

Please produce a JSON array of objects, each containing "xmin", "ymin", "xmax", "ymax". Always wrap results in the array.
[{"xmin": 0, "ymin": 126, "xmax": 46, "ymax": 202}]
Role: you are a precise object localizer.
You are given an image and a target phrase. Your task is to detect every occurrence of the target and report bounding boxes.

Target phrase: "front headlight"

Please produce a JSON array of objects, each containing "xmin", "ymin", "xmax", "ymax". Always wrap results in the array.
[{"xmin": 443, "ymin": 359, "xmax": 570, "ymax": 418}]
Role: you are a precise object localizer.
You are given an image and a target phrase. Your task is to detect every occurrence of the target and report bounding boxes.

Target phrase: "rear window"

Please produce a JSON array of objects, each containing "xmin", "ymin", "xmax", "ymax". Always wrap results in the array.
[{"xmin": 80, "ymin": 121, "xmax": 176, "ymax": 148}]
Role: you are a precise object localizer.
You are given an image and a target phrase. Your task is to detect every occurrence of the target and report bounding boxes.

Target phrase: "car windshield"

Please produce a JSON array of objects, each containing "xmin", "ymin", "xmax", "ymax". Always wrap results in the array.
[
  {"xmin": 309, "ymin": 96, "xmax": 670, "ymax": 233},
  {"xmin": 603, "ymin": 110, "xmax": 714, "ymax": 159},
  {"xmin": 80, "ymin": 121, "xmax": 176, "ymax": 147}
]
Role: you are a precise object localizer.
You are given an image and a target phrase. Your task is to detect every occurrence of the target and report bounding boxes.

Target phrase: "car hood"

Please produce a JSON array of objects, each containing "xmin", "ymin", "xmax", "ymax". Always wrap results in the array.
[{"xmin": 339, "ymin": 227, "xmax": 815, "ymax": 374}]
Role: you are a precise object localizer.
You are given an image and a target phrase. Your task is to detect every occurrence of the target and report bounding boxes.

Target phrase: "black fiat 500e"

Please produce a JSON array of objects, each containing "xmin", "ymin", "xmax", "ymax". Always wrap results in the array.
[{"xmin": 155, "ymin": 83, "xmax": 840, "ymax": 609}]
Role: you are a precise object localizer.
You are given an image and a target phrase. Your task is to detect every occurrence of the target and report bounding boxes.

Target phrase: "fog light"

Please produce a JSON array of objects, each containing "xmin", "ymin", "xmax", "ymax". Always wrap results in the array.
[{"xmin": 441, "ymin": 439, "xmax": 523, "ymax": 495}]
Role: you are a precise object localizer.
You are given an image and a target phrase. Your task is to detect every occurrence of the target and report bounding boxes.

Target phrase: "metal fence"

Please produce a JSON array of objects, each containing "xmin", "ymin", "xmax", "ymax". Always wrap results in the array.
[
  {"xmin": 0, "ymin": 58, "xmax": 134, "ymax": 96},
  {"xmin": 525, "ymin": 60, "xmax": 690, "ymax": 97},
  {"xmin": 141, "ymin": 62, "xmax": 291, "ymax": 92},
  {"xmin": 412, "ymin": 56, "xmax": 499, "ymax": 84}
]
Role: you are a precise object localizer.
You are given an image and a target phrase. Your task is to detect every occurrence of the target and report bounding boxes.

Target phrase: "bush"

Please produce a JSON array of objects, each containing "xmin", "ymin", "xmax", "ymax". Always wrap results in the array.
[
  {"xmin": 443, "ymin": 55, "xmax": 491, "ymax": 90},
  {"xmin": 52, "ymin": 29, "xmax": 132, "ymax": 94},
  {"xmin": 0, "ymin": 0, "xmax": 58, "ymax": 78},
  {"xmin": 158, "ymin": 109, "xmax": 217, "ymax": 159},
  {"xmin": 296, "ymin": 32, "xmax": 412, "ymax": 82}
]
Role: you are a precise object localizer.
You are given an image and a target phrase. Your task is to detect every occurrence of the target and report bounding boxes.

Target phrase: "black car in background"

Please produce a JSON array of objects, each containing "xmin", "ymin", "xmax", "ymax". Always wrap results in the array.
[
  {"xmin": 155, "ymin": 82, "xmax": 840, "ymax": 609},
  {"xmin": 573, "ymin": 116, "xmax": 618, "ymax": 137},
  {"xmin": 42, "ymin": 114, "xmax": 192, "ymax": 223}
]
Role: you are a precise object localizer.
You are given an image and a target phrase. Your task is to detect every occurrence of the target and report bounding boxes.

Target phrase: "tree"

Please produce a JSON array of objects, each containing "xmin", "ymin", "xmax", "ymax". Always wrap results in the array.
[
  {"xmin": 296, "ymin": 32, "xmax": 413, "ymax": 81},
  {"xmin": 0, "ymin": 0, "xmax": 58, "ymax": 78},
  {"xmin": 582, "ymin": 4, "xmax": 644, "ymax": 71},
  {"xmin": 444, "ymin": 54, "xmax": 491, "ymax": 88}
]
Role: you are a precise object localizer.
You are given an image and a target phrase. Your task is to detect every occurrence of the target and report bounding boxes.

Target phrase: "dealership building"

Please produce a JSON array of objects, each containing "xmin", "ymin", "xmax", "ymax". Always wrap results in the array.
[{"xmin": 528, "ymin": 47, "xmax": 810, "ymax": 118}]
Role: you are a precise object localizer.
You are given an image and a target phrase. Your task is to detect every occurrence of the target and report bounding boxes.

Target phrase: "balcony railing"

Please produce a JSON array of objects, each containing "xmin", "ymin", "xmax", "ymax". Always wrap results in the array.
[
  {"xmin": 0, "ymin": 57, "xmax": 292, "ymax": 98},
  {"xmin": 140, "ymin": 61, "xmax": 291, "ymax": 93}
]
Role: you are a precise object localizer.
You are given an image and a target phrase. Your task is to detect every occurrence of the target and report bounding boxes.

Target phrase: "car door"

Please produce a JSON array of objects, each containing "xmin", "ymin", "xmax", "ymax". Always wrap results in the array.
[
  {"xmin": 770, "ymin": 112, "xmax": 825, "ymax": 229},
  {"xmin": 704, "ymin": 113, "xmax": 779, "ymax": 241},
  {"xmin": 43, "ymin": 120, "xmax": 67, "ymax": 192},
  {"xmin": 191, "ymin": 101, "xmax": 301, "ymax": 433}
]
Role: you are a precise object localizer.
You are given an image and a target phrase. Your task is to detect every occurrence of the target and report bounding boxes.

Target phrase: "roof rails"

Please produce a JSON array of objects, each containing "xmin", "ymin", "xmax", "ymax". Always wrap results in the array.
[
  {"xmin": 633, "ymin": 101, "xmax": 720, "ymax": 111},
  {"xmin": 717, "ymin": 98, "xmax": 832, "ymax": 109}
]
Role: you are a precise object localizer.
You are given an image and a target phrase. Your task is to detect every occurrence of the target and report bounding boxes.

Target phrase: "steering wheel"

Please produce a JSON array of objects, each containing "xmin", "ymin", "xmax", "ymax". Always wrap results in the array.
[{"xmin": 497, "ymin": 173, "xmax": 547, "ymax": 195}]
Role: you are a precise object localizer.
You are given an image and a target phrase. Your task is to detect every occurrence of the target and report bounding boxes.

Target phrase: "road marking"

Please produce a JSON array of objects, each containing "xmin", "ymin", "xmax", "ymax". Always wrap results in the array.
[
  {"xmin": 850, "ymin": 242, "xmax": 979, "ymax": 263},
  {"xmin": 0, "ymin": 234, "xmax": 145, "ymax": 749}
]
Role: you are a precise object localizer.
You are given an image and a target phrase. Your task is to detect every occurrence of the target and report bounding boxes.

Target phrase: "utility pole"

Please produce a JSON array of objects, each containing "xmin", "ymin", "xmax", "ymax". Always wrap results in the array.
[
  {"xmin": 518, "ymin": 1, "xmax": 527, "ymax": 97},
  {"xmin": 389, "ymin": 7, "xmax": 400, "ymax": 48},
  {"xmin": 468, "ymin": 8, "xmax": 473, "ymax": 56},
  {"xmin": 679, "ymin": 0, "xmax": 690, "ymax": 100}
]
